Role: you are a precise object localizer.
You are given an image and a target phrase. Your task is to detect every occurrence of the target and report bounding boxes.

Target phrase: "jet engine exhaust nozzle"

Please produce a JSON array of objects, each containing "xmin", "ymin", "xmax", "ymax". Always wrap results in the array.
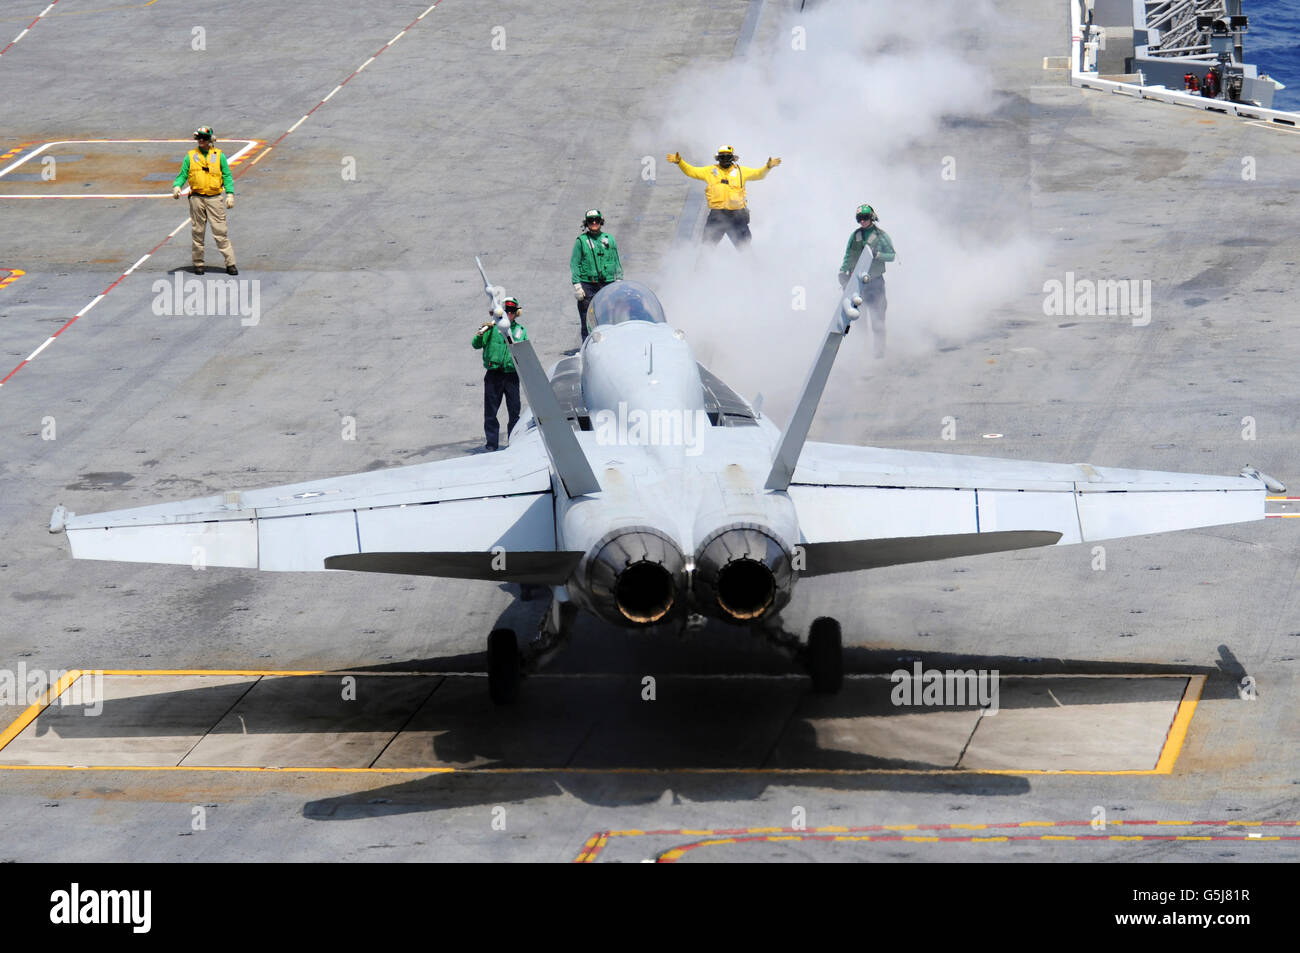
[
  {"xmin": 615, "ymin": 560, "xmax": 676, "ymax": 624},
  {"xmin": 694, "ymin": 526, "xmax": 793, "ymax": 622},
  {"xmin": 585, "ymin": 528, "xmax": 686, "ymax": 626},
  {"xmin": 716, "ymin": 558, "xmax": 776, "ymax": 620}
]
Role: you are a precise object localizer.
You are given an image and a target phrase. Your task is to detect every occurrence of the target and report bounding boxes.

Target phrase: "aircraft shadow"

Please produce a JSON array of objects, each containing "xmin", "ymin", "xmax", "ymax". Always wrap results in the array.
[{"xmin": 7, "ymin": 586, "xmax": 1248, "ymax": 818}]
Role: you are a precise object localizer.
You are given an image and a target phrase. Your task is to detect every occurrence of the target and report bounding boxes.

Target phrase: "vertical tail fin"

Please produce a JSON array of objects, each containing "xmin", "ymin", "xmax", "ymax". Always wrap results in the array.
[
  {"xmin": 475, "ymin": 259, "xmax": 601, "ymax": 498},
  {"xmin": 763, "ymin": 244, "xmax": 873, "ymax": 491}
]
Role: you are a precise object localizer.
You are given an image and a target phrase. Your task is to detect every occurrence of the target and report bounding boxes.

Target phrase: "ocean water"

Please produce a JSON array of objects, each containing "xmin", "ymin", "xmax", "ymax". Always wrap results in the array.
[{"xmin": 1244, "ymin": 0, "xmax": 1300, "ymax": 109}]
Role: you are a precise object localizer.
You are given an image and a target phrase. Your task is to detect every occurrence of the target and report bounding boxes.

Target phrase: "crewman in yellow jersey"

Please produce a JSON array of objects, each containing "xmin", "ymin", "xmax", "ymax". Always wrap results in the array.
[
  {"xmin": 665, "ymin": 144, "xmax": 781, "ymax": 248},
  {"xmin": 172, "ymin": 126, "xmax": 237, "ymax": 275}
]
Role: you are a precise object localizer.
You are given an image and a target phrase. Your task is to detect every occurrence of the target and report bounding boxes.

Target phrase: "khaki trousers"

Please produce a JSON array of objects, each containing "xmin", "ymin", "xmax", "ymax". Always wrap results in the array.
[{"xmin": 189, "ymin": 193, "xmax": 236, "ymax": 267}]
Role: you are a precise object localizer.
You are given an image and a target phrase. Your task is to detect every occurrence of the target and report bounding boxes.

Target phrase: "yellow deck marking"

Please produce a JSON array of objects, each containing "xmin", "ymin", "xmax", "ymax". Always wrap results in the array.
[
  {"xmin": 0, "ymin": 669, "xmax": 1209, "ymax": 776},
  {"xmin": 0, "ymin": 669, "xmax": 82, "ymax": 752},
  {"xmin": 573, "ymin": 819, "xmax": 1300, "ymax": 861},
  {"xmin": 1153, "ymin": 674, "xmax": 1205, "ymax": 774},
  {"xmin": 97, "ymin": 669, "xmax": 329, "ymax": 677}
]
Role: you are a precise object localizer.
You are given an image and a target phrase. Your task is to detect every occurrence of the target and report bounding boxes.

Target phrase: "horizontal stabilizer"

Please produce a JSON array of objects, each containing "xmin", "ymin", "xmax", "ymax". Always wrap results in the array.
[
  {"xmin": 324, "ymin": 550, "xmax": 583, "ymax": 584},
  {"xmin": 799, "ymin": 530, "xmax": 1063, "ymax": 576}
]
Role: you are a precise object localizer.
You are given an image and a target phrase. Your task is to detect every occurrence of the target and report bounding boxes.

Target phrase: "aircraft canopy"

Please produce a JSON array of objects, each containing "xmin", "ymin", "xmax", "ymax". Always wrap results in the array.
[{"xmin": 587, "ymin": 280, "xmax": 667, "ymax": 331}]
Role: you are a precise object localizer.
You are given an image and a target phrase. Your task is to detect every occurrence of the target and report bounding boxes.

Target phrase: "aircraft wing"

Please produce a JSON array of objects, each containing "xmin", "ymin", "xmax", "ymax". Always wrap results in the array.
[
  {"xmin": 53, "ymin": 441, "xmax": 584, "ymax": 583},
  {"xmin": 787, "ymin": 442, "xmax": 1267, "ymax": 576}
]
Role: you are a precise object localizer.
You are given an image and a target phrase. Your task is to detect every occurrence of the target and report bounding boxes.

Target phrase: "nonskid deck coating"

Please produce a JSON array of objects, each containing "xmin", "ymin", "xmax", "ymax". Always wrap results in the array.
[{"xmin": 0, "ymin": 670, "xmax": 1202, "ymax": 774}]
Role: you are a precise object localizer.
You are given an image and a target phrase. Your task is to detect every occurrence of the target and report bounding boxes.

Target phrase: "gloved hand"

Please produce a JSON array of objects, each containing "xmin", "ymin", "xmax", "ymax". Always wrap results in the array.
[
  {"xmin": 225, "ymin": 194, "xmax": 235, "ymax": 209},
  {"xmin": 172, "ymin": 187, "xmax": 181, "ymax": 199},
  {"xmin": 573, "ymin": 283, "xmax": 585, "ymax": 301},
  {"xmin": 478, "ymin": 323, "xmax": 493, "ymax": 336},
  {"xmin": 766, "ymin": 157, "xmax": 781, "ymax": 168},
  {"xmin": 666, "ymin": 152, "xmax": 681, "ymax": 164}
]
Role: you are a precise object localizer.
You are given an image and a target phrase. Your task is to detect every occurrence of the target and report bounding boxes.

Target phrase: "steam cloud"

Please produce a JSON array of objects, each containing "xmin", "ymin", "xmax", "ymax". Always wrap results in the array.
[{"xmin": 638, "ymin": 0, "xmax": 1045, "ymax": 425}]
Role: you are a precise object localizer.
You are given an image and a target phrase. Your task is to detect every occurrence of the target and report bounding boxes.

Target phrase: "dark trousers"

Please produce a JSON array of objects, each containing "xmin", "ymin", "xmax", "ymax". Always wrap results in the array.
[
  {"xmin": 863, "ymin": 277, "xmax": 887, "ymax": 358},
  {"xmin": 483, "ymin": 368, "xmax": 520, "ymax": 449},
  {"xmin": 703, "ymin": 208, "xmax": 752, "ymax": 247},
  {"xmin": 576, "ymin": 280, "xmax": 610, "ymax": 340}
]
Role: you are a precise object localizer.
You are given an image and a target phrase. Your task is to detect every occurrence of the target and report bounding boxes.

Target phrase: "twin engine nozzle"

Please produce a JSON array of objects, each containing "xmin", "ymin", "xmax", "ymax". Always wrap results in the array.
[
  {"xmin": 692, "ymin": 525, "xmax": 793, "ymax": 622},
  {"xmin": 582, "ymin": 525, "xmax": 794, "ymax": 627},
  {"xmin": 585, "ymin": 527, "xmax": 686, "ymax": 626}
]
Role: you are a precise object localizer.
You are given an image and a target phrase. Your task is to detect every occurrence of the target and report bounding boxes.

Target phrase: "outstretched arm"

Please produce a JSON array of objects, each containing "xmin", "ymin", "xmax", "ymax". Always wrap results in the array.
[
  {"xmin": 667, "ymin": 153, "xmax": 709, "ymax": 182},
  {"xmin": 740, "ymin": 157, "xmax": 780, "ymax": 181}
]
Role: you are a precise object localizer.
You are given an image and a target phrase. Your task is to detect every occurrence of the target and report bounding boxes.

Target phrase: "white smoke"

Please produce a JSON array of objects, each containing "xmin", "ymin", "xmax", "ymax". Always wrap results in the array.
[{"xmin": 636, "ymin": 0, "xmax": 1045, "ymax": 424}]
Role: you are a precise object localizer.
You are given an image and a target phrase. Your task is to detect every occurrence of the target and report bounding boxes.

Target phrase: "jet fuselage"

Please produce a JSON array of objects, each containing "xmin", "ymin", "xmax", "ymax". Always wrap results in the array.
[{"xmin": 535, "ymin": 293, "xmax": 798, "ymax": 628}]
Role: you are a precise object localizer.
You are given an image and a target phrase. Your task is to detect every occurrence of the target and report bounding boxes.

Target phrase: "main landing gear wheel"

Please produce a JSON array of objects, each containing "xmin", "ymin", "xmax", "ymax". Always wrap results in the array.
[
  {"xmin": 487, "ymin": 628, "xmax": 521, "ymax": 705},
  {"xmin": 806, "ymin": 617, "xmax": 843, "ymax": 694}
]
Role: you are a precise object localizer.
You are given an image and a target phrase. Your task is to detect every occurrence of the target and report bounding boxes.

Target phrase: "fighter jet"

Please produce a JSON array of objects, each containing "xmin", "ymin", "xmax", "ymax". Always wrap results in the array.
[{"xmin": 49, "ymin": 249, "xmax": 1280, "ymax": 702}]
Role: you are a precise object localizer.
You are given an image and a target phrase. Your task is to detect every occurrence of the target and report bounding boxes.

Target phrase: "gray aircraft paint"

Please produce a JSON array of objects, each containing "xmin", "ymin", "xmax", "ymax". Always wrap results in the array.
[{"xmin": 55, "ymin": 277, "xmax": 1269, "ymax": 628}]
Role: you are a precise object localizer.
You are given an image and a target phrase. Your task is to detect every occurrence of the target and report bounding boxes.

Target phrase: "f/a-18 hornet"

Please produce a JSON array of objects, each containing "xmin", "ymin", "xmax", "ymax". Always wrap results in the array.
[{"xmin": 50, "ymin": 249, "xmax": 1281, "ymax": 702}]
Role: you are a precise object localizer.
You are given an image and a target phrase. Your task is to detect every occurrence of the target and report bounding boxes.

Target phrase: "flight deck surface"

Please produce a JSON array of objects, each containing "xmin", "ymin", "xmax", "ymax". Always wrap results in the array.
[{"xmin": 0, "ymin": 0, "xmax": 1296, "ymax": 862}]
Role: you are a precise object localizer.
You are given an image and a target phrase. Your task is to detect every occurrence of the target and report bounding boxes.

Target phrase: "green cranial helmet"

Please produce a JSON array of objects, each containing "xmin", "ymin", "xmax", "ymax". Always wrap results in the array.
[
  {"xmin": 856, "ymin": 204, "xmax": 875, "ymax": 222},
  {"xmin": 583, "ymin": 209, "xmax": 604, "ymax": 225},
  {"xmin": 193, "ymin": 126, "xmax": 215, "ymax": 140},
  {"xmin": 503, "ymin": 297, "xmax": 521, "ymax": 313}
]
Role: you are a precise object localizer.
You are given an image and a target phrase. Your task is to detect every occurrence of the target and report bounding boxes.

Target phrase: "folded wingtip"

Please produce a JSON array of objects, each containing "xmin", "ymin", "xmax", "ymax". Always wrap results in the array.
[{"xmin": 1240, "ymin": 466, "xmax": 1286, "ymax": 493}]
